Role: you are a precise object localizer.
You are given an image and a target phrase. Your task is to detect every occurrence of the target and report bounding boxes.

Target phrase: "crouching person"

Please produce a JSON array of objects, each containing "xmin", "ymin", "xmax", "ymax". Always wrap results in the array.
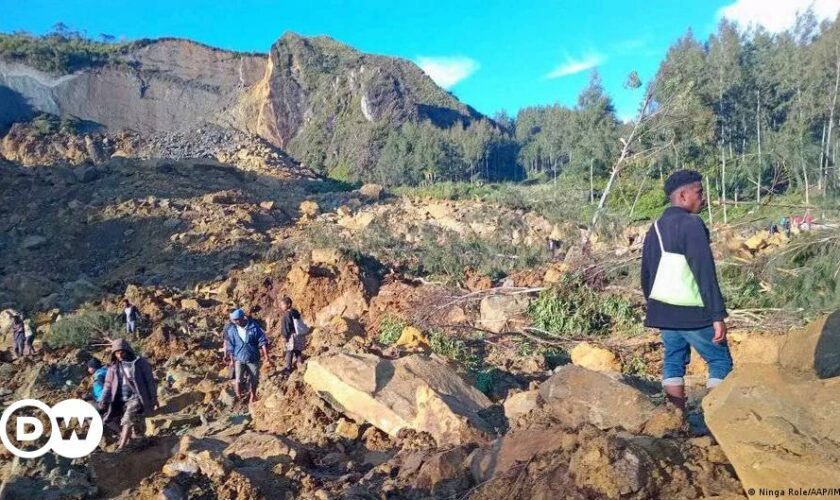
[
  {"xmin": 224, "ymin": 308, "xmax": 269, "ymax": 404},
  {"xmin": 100, "ymin": 338, "xmax": 158, "ymax": 450}
]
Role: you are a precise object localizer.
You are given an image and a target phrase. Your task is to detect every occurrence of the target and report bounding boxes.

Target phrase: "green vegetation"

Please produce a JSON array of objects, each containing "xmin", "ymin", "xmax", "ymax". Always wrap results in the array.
[
  {"xmin": 293, "ymin": 214, "xmax": 551, "ymax": 285},
  {"xmin": 373, "ymin": 119, "xmax": 519, "ymax": 185},
  {"xmin": 47, "ymin": 310, "xmax": 123, "ymax": 349},
  {"xmin": 720, "ymin": 230, "xmax": 840, "ymax": 315},
  {"xmin": 396, "ymin": 178, "xmax": 593, "ymax": 225},
  {"xmin": 529, "ymin": 274, "xmax": 642, "ymax": 338},
  {"xmin": 0, "ymin": 29, "xmax": 130, "ymax": 73},
  {"xmin": 428, "ymin": 329, "xmax": 498, "ymax": 396},
  {"xmin": 377, "ymin": 314, "xmax": 406, "ymax": 345},
  {"xmin": 27, "ymin": 113, "xmax": 84, "ymax": 136}
]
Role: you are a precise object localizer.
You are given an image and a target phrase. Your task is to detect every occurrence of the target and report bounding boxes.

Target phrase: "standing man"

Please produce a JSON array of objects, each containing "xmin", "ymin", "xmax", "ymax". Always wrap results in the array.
[
  {"xmin": 641, "ymin": 170, "xmax": 733, "ymax": 411},
  {"xmin": 100, "ymin": 339, "xmax": 158, "ymax": 449},
  {"xmin": 224, "ymin": 309, "xmax": 269, "ymax": 404},
  {"xmin": 279, "ymin": 297, "xmax": 307, "ymax": 375},
  {"xmin": 11, "ymin": 315, "xmax": 25, "ymax": 359},
  {"xmin": 122, "ymin": 299, "xmax": 141, "ymax": 338}
]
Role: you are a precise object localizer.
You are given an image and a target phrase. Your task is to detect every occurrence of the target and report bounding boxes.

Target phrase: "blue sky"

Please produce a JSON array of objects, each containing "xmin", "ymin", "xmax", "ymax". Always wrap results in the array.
[{"xmin": 2, "ymin": 0, "xmax": 838, "ymax": 120}]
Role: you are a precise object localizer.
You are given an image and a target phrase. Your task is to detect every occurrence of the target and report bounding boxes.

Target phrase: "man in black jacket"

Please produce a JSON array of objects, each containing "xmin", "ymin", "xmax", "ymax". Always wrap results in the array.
[
  {"xmin": 279, "ymin": 297, "xmax": 305, "ymax": 375},
  {"xmin": 641, "ymin": 170, "xmax": 733, "ymax": 411}
]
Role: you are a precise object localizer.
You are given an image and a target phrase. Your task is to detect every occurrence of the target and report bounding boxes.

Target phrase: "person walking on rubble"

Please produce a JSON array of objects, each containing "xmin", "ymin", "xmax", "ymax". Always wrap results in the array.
[
  {"xmin": 11, "ymin": 315, "xmax": 26, "ymax": 359},
  {"xmin": 122, "ymin": 299, "xmax": 141, "ymax": 338},
  {"xmin": 279, "ymin": 297, "xmax": 309, "ymax": 376},
  {"xmin": 223, "ymin": 308, "xmax": 269, "ymax": 404},
  {"xmin": 641, "ymin": 170, "xmax": 733, "ymax": 412},
  {"xmin": 100, "ymin": 338, "xmax": 158, "ymax": 449}
]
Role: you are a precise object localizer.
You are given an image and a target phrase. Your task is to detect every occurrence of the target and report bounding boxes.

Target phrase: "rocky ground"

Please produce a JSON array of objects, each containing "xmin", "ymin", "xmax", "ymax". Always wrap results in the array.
[{"xmin": 1, "ymin": 126, "xmax": 838, "ymax": 499}]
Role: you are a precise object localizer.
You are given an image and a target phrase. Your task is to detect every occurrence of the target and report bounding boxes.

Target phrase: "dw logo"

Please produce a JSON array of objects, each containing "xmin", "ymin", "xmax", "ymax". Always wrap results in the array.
[{"xmin": 0, "ymin": 399, "xmax": 103, "ymax": 458}]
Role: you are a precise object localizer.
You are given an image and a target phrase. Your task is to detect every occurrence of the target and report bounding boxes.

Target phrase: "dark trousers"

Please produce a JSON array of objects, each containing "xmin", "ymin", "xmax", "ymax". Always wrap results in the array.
[
  {"xmin": 24, "ymin": 335, "xmax": 34, "ymax": 354},
  {"xmin": 285, "ymin": 350, "xmax": 302, "ymax": 371},
  {"xmin": 13, "ymin": 333, "xmax": 25, "ymax": 357}
]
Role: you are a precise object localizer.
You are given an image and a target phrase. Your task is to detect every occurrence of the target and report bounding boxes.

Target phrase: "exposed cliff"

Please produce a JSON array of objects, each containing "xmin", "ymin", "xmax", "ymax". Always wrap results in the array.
[
  {"xmin": 0, "ymin": 38, "xmax": 265, "ymax": 134},
  {"xmin": 254, "ymin": 33, "xmax": 482, "ymax": 177},
  {"xmin": 1, "ymin": 33, "xmax": 484, "ymax": 180}
]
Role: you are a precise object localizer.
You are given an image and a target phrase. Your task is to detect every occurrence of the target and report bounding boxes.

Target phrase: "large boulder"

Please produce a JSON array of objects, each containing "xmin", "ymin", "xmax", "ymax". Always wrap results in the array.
[
  {"xmin": 0, "ymin": 309, "xmax": 21, "ymax": 348},
  {"xmin": 539, "ymin": 365, "xmax": 657, "ymax": 433},
  {"xmin": 304, "ymin": 353, "xmax": 494, "ymax": 446},
  {"xmin": 703, "ymin": 312, "xmax": 840, "ymax": 497},
  {"xmin": 478, "ymin": 293, "xmax": 531, "ymax": 334},
  {"xmin": 502, "ymin": 389, "xmax": 540, "ymax": 423},
  {"xmin": 778, "ymin": 311, "xmax": 840, "ymax": 379},
  {"xmin": 570, "ymin": 342, "xmax": 621, "ymax": 372}
]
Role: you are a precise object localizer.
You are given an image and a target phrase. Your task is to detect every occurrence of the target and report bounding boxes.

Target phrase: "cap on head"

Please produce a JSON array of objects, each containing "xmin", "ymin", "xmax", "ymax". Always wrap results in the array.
[
  {"xmin": 229, "ymin": 308, "xmax": 246, "ymax": 321},
  {"xmin": 87, "ymin": 358, "xmax": 102, "ymax": 370},
  {"xmin": 664, "ymin": 170, "xmax": 703, "ymax": 197}
]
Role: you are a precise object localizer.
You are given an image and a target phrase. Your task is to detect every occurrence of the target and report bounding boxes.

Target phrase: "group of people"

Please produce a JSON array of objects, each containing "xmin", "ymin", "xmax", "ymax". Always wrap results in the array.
[
  {"xmin": 769, "ymin": 212, "xmax": 815, "ymax": 237},
  {"xmin": 83, "ymin": 295, "xmax": 308, "ymax": 449},
  {"xmin": 13, "ymin": 169, "xmax": 742, "ymax": 452},
  {"xmin": 222, "ymin": 296, "xmax": 307, "ymax": 404}
]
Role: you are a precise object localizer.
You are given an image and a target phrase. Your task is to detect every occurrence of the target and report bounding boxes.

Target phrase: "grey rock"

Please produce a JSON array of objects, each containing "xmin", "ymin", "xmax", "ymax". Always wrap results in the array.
[{"xmin": 21, "ymin": 235, "xmax": 48, "ymax": 250}]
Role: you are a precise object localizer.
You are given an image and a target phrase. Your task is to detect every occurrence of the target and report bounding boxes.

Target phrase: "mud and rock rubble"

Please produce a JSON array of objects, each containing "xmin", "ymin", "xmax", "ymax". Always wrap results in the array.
[
  {"xmin": 1, "ymin": 246, "xmax": 824, "ymax": 500},
  {"xmin": 1, "ymin": 120, "xmax": 317, "ymax": 180},
  {"xmin": 2, "ymin": 135, "xmax": 834, "ymax": 499},
  {"xmin": 0, "ymin": 156, "xmax": 325, "ymax": 312}
]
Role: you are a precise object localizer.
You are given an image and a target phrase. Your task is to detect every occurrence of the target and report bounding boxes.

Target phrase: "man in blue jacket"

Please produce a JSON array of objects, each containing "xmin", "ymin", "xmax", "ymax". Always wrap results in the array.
[
  {"xmin": 224, "ymin": 308, "xmax": 270, "ymax": 404},
  {"xmin": 641, "ymin": 170, "xmax": 733, "ymax": 411}
]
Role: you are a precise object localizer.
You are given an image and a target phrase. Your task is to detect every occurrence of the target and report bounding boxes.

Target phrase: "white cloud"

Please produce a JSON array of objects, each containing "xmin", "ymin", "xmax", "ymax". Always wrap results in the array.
[
  {"xmin": 719, "ymin": 0, "xmax": 840, "ymax": 33},
  {"xmin": 544, "ymin": 53, "xmax": 604, "ymax": 79},
  {"xmin": 415, "ymin": 56, "xmax": 479, "ymax": 89}
]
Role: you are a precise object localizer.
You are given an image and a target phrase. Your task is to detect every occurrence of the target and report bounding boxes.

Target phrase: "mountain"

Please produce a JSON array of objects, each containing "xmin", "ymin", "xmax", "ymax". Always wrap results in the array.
[{"xmin": 0, "ymin": 32, "xmax": 483, "ymax": 180}]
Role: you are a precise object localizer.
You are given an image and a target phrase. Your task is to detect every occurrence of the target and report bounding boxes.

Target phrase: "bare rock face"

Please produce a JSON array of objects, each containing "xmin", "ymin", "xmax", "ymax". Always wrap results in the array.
[
  {"xmin": 703, "ymin": 312, "xmax": 840, "ymax": 497},
  {"xmin": 303, "ymin": 353, "xmax": 494, "ymax": 446},
  {"xmin": 1, "ymin": 33, "xmax": 483, "ymax": 179},
  {"xmin": 469, "ymin": 427, "xmax": 577, "ymax": 483},
  {"xmin": 568, "ymin": 434, "xmax": 657, "ymax": 498},
  {"xmin": 254, "ymin": 33, "xmax": 481, "ymax": 174},
  {"xmin": 502, "ymin": 389, "xmax": 540, "ymax": 423},
  {"xmin": 0, "ymin": 40, "xmax": 265, "ymax": 134},
  {"xmin": 539, "ymin": 365, "xmax": 657, "ymax": 433}
]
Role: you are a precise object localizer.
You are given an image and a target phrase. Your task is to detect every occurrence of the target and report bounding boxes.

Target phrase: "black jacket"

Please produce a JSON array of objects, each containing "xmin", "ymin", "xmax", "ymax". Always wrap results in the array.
[
  {"xmin": 641, "ymin": 206, "xmax": 727, "ymax": 329},
  {"xmin": 280, "ymin": 309, "xmax": 301, "ymax": 341}
]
